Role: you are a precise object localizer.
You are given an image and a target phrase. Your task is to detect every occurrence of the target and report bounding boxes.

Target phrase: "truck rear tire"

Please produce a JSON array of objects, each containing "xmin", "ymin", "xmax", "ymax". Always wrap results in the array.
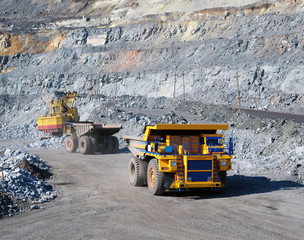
[
  {"xmin": 96, "ymin": 137, "xmax": 106, "ymax": 153},
  {"xmin": 65, "ymin": 136, "xmax": 78, "ymax": 153},
  {"xmin": 105, "ymin": 136, "xmax": 114, "ymax": 154},
  {"xmin": 129, "ymin": 157, "xmax": 147, "ymax": 186},
  {"xmin": 147, "ymin": 159, "xmax": 165, "ymax": 195},
  {"xmin": 111, "ymin": 136, "xmax": 119, "ymax": 154},
  {"xmin": 90, "ymin": 137, "xmax": 97, "ymax": 154},
  {"xmin": 79, "ymin": 136, "xmax": 92, "ymax": 154}
]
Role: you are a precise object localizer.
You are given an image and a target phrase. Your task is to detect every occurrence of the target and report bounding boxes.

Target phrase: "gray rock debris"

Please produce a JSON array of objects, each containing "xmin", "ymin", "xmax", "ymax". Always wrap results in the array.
[
  {"xmin": 0, "ymin": 148, "xmax": 56, "ymax": 217},
  {"xmin": 25, "ymin": 136, "xmax": 66, "ymax": 149}
]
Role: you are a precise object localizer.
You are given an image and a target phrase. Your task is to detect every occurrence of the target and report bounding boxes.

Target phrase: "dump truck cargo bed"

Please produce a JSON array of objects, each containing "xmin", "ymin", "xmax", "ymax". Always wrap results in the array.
[{"xmin": 71, "ymin": 122, "xmax": 122, "ymax": 137}]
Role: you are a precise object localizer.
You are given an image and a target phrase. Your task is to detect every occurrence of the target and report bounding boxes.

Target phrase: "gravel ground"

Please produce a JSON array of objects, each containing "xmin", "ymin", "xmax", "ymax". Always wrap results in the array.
[
  {"xmin": 0, "ymin": 1, "xmax": 303, "ymax": 232},
  {"xmin": 1, "ymin": 149, "xmax": 304, "ymax": 240}
]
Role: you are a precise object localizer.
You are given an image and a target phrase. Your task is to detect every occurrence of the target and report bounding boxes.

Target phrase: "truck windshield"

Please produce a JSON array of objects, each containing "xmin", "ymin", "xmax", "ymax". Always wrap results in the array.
[{"xmin": 206, "ymin": 137, "xmax": 223, "ymax": 146}]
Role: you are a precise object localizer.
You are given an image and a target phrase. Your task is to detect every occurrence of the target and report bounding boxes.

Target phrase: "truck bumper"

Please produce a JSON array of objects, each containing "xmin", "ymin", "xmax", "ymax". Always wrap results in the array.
[{"xmin": 170, "ymin": 181, "xmax": 224, "ymax": 189}]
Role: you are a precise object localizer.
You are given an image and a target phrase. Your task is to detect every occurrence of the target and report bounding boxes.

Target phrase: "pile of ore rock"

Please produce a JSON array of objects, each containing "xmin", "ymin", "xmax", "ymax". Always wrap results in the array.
[
  {"xmin": 25, "ymin": 136, "xmax": 66, "ymax": 149},
  {"xmin": 0, "ymin": 148, "xmax": 56, "ymax": 217}
]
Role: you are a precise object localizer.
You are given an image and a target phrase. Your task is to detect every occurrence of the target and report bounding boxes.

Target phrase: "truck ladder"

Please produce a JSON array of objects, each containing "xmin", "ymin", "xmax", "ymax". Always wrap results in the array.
[
  {"xmin": 177, "ymin": 156, "xmax": 185, "ymax": 182},
  {"xmin": 213, "ymin": 157, "xmax": 219, "ymax": 182}
]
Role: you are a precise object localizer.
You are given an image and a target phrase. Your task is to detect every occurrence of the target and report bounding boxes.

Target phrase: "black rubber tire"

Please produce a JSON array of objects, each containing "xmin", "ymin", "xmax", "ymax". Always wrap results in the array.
[
  {"xmin": 219, "ymin": 171, "xmax": 227, "ymax": 187},
  {"xmin": 111, "ymin": 136, "xmax": 119, "ymax": 154},
  {"xmin": 97, "ymin": 137, "xmax": 106, "ymax": 153},
  {"xmin": 105, "ymin": 136, "xmax": 114, "ymax": 154},
  {"xmin": 65, "ymin": 135, "xmax": 78, "ymax": 153},
  {"xmin": 147, "ymin": 159, "xmax": 165, "ymax": 195},
  {"xmin": 141, "ymin": 160, "xmax": 148, "ymax": 186},
  {"xmin": 79, "ymin": 135, "xmax": 92, "ymax": 154},
  {"xmin": 90, "ymin": 137, "xmax": 97, "ymax": 154},
  {"xmin": 128, "ymin": 157, "xmax": 148, "ymax": 186}
]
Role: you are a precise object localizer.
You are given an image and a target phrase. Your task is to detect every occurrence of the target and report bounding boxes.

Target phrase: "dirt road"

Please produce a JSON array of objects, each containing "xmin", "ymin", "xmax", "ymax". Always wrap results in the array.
[
  {"xmin": 242, "ymin": 109, "xmax": 304, "ymax": 122},
  {"xmin": 1, "ymin": 148, "xmax": 304, "ymax": 240}
]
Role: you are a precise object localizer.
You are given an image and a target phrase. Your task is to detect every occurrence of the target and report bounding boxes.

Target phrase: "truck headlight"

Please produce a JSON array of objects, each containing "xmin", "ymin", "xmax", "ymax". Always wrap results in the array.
[
  {"xmin": 171, "ymin": 161, "xmax": 177, "ymax": 167},
  {"xmin": 221, "ymin": 160, "xmax": 227, "ymax": 166}
]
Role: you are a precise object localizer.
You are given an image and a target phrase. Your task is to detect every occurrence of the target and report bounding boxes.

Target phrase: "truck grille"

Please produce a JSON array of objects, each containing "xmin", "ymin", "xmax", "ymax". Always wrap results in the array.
[
  {"xmin": 187, "ymin": 160, "xmax": 213, "ymax": 182},
  {"xmin": 188, "ymin": 160, "xmax": 212, "ymax": 170}
]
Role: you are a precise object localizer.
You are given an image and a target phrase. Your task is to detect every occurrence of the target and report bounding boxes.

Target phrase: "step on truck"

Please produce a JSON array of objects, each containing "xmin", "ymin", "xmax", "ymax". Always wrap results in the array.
[
  {"xmin": 37, "ymin": 91, "xmax": 122, "ymax": 154},
  {"xmin": 124, "ymin": 124, "xmax": 233, "ymax": 195}
]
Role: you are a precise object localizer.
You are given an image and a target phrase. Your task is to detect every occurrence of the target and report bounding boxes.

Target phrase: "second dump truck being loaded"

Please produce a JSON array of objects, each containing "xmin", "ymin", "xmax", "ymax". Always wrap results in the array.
[
  {"xmin": 37, "ymin": 92, "xmax": 122, "ymax": 154},
  {"xmin": 124, "ymin": 124, "xmax": 233, "ymax": 195}
]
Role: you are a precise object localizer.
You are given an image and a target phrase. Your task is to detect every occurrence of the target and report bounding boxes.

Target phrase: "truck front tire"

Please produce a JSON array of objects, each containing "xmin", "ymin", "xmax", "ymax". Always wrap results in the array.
[{"xmin": 147, "ymin": 159, "xmax": 165, "ymax": 195}]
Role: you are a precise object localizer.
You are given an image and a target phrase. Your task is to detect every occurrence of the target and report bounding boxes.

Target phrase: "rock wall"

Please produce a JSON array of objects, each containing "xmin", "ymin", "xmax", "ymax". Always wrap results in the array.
[{"xmin": 0, "ymin": 0, "xmax": 304, "ymax": 113}]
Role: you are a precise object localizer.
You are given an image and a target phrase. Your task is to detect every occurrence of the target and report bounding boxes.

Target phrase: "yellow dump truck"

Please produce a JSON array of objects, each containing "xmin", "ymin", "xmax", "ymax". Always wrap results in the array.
[
  {"xmin": 124, "ymin": 124, "xmax": 233, "ymax": 195},
  {"xmin": 38, "ymin": 92, "xmax": 122, "ymax": 154}
]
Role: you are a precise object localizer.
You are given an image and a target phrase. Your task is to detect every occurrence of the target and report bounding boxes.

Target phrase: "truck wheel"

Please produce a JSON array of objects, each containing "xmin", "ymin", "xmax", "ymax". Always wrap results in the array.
[
  {"xmin": 65, "ymin": 136, "xmax": 78, "ymax": 153},
  {"xmin": 147, "ymin": 159, "xmax": 165, "ymax": 195},
  {"xmin": 141, "ymin": 160, "xmax": 148, "ymax": 186},
  {"xmin": 79, "ymin": 136, "xmax": 92, "ymax": 154},
  {"xmin": 96, "ymin": 137, "xmax": 106, "ymax": 153},
  {"xmin": 129, "ymin": 157, "xmax": 147, "ymax": 186},
  {"xmin": 111, "ymin": 136, "xmax": 119, "ymax": 154},
  {"xmin": 90, "ymin": 137, "xmax": 97, "ymax": 154},
  {"xmin": 219, "ymin": 171, "xmax": 227, "ymax": 187},
  {"xmin": 105, "ymin": 136, "xmax": 114, "ymax": 154}
]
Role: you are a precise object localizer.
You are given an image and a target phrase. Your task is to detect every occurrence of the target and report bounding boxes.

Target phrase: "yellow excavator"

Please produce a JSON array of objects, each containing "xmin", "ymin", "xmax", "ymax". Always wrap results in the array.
[
  {"xmin": 37, "ymin": 92, "xmax": 122, "ymax": 154},
  {"xmin": 38, "ymin": 91, "xmax": 79, "ymax": 135}
]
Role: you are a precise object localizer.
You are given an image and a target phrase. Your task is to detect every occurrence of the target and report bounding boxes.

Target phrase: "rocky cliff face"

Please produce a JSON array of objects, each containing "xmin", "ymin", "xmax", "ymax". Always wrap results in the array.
[
  {"xmin": 0, "ymin": 1, "xmax": 304, "ymax": 193},
  {"xmin": 0, "ymin": 0, "xmax": 303, "ymax": 113}
]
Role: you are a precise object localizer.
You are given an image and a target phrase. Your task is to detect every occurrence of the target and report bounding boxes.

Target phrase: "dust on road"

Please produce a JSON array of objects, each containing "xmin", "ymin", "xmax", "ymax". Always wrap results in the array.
[{"xmin": 1, "ymin": 148, "xmax": 304, "ymax": 240}]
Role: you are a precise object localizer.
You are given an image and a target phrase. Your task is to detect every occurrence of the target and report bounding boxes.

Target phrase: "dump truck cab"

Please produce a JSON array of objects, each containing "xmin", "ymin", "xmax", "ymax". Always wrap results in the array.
[{"xmin": 124, "ymin": 124, "xmax": 233, "ymax": 195}]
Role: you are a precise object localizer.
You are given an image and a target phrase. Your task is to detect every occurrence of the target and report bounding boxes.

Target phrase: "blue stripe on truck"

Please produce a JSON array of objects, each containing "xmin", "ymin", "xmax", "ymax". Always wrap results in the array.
[
  {"xmin": 188, "ymin": 160, "xmax": 212, "ymax": 170},
  {"xmin": 187, "ymin": 172, "xmax": 212, "ymax": 182}
]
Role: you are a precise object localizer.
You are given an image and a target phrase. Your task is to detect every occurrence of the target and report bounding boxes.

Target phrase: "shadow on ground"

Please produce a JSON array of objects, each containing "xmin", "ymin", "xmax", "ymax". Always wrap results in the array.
[
  {"xmin": 84, "ymin": 147, "xmax": 130, "ymax": 155},
  {"xmin": 164, "ymin": 175, "xmax": 304, "ymax": 199}
]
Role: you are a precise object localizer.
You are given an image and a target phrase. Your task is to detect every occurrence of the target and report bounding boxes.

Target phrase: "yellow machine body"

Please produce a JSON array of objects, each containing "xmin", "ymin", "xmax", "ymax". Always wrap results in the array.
[
  {"xmin": 37, "ymin": 92, "xmax": 79, "ymax": 134},
  {"xmin": 124, "ymin": 124, "xmax": 234, "ymax": 191}
]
